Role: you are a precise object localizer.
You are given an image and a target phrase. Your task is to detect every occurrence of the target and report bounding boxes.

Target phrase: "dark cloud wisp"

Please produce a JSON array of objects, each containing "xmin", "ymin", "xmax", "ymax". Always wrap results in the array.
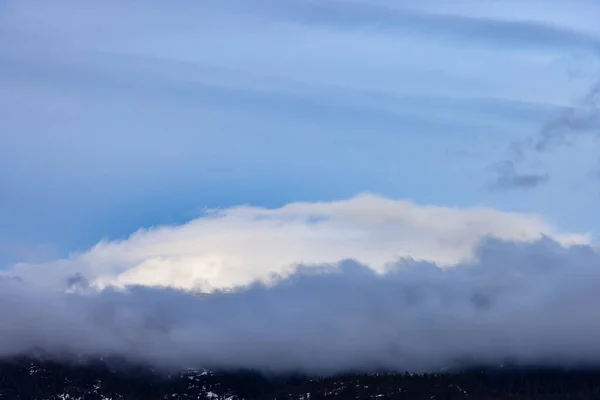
[
  {"xmin": 488, "ymin": 78, "xmax": 600, "ymax": 190},
  {"xmin": 488, "ymin": 160, "xmax": 550, "ymax": 191},
  {"xmin": 536, "ymin": 80, "xmax": 600, "ymax": 152}
]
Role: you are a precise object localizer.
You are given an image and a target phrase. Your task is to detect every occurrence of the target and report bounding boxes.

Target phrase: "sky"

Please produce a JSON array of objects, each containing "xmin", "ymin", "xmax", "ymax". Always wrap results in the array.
[
  {"xmin": 2, "ymin": 0, "xmax": 600, "ymax": 266},
  {"xmin": 2, "ymin": 0, "xmax": 600, "ymax": 373}
]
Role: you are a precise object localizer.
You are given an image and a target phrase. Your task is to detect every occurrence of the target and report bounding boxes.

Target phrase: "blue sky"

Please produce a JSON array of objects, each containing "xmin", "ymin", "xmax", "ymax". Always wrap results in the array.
[{"xmin": 2, "ymin": 0, "xmax": 600, "ymax": 267}]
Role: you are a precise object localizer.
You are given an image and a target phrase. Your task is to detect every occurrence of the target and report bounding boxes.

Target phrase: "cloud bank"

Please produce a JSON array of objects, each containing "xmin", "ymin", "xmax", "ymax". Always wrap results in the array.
[
  {"xmin": 8, "ymin": 195, "xmax": 587, "ymax": 292},
  {"xmin": 3, "ymin": 238, "xmax": 600, "ymax": 374},
  {"xmin": 2, "ymin": 196, "xmax": 599, "ymax": 374}
]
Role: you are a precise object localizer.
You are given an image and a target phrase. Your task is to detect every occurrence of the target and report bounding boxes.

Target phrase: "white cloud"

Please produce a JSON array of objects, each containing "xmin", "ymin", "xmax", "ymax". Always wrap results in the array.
[{"xmin": 9, "ymin": 195, "xmax": 589, "ymax": 292}]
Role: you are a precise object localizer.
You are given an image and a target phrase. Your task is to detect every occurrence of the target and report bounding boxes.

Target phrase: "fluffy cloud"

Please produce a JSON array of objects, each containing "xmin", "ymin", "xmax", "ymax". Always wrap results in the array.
[{"xmin": 8, "ymin": 194, "xmax": 588, "ymax": 292}]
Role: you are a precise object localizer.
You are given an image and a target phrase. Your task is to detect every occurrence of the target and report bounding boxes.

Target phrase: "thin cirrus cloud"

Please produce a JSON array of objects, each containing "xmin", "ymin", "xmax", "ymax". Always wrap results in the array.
[
  {"xmin": 264, "ymin": 0, "xmax": 600, "ymax": 53},
  {"xmin": 2, "ymin": 0, "xmax": 596, "ymax": 105}
]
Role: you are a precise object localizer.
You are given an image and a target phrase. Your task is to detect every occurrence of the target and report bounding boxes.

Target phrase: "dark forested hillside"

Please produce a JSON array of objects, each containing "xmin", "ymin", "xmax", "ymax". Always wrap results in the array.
[{"xmin": 2, "ymin": 358, "xmax": 600, "ymax": 399}]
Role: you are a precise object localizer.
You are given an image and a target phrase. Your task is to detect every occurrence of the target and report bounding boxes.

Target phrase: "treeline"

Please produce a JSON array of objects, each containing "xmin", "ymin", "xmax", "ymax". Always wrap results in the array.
[
  {"xmin": 3, "ymin": 358, "xmax": 600, "ymax": 399},
  {"xmin": 273, "ymin": 368, "xmax": 600, "ymax": 399}
]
